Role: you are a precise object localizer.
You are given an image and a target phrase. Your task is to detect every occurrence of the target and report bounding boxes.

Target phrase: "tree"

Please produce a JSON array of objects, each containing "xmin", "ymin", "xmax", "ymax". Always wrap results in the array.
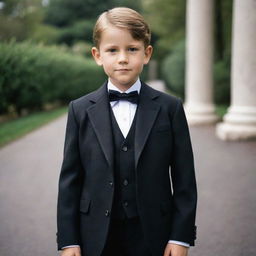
[
  {"xmin": 44, "ymin": 0, "xmax": 142, "ymax": 27},
  {"xmin": 142, "ymin": 0, "xmax": 186, "ymax": 59},
  {"xmin": 0, "ymin": 0, "xmax": 44, "ymax": 41}
]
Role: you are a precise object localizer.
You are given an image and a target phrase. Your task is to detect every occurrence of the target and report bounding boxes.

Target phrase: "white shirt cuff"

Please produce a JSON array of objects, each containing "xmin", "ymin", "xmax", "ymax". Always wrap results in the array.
[
  {"xmin": 168, "ymin": 240, "xmax": 190, "ymax": 247},
  {"xmin": 62, "ymin": 245, "xmax": 80, "ymax": 249}
]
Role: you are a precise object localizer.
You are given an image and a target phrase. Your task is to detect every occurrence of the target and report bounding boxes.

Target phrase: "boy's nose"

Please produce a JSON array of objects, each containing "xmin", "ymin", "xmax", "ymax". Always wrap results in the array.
[{"xmin": 118, "ymin": 51, "xmax": 128, "ymax": 63}]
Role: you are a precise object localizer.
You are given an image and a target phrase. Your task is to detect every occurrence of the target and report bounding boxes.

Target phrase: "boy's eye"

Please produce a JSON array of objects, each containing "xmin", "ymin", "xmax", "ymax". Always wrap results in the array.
[
  {"xmin": 128, "ymin": 47, "xmax": 138, "ymax": 52},
  {"xmin": 107, "ymin": 48, "xmax": 117, "ymax": 53}
]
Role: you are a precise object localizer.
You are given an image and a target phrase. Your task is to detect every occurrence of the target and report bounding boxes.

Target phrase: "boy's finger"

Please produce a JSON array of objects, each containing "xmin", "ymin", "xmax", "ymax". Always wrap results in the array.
[{"xmin": 163, "ymin": 245, "xmax": 172, "ymax": 256}]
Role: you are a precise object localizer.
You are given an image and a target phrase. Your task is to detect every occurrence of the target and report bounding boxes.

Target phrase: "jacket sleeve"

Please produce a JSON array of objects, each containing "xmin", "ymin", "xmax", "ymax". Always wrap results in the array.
[
  {"xmin": 169, "ymin": 99, "xmax": 197, "ymax": 246},
  {"xmin": 57, "ymin": 101, "xmax": 84, "ymax": 250}
]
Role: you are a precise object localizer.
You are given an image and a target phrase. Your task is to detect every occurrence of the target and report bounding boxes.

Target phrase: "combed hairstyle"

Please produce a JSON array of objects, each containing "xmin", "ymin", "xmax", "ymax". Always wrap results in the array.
[{"xmin": 93, "ymin": 7, "xmax": 151, "ymax": 48}]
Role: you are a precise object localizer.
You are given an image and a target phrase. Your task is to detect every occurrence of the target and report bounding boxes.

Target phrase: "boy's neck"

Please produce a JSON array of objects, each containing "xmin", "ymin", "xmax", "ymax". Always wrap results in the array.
[
  {"xmin": 108, "ymin": 78, "xmax": 140, "ymax": 92},
  {"xmin": 110, "ymin": 83, "xmax": 133, "ymax": 92}
]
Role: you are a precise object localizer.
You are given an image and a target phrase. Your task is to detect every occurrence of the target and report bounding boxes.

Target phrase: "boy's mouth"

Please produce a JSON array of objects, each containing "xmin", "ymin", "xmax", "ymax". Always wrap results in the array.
[{"xmin": 115, "ymin": 69, "xmax": 131, "ymax": 72}]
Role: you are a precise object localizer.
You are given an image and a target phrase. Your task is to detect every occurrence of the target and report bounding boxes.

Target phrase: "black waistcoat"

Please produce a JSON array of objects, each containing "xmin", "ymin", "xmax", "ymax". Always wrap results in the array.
[{"xmin": 110, "ymin": 108, "xmax": 139, "ymax": 219}]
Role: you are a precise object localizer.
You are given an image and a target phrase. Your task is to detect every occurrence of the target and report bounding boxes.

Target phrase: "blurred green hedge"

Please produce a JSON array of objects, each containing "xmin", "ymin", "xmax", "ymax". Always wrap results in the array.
[
  {"xmin": 30, "ymin": 20, "xmax": 94, "ymax": 47},
  {"xmin": 0, "ymin": 42, "xmax": 106, "ymax": 115},
  {"xmin": 162, "ymin": 39, "xmax": 185, "ymax": 98}
]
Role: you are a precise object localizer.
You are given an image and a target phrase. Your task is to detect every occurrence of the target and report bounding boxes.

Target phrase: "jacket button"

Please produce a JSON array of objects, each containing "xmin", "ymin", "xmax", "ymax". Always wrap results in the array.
[
  {"xmin": 105, "ymin": 210, "xmax": 110, "ymax": 217},
  {"xmin": 123, "ymin": 201, "xmax": 128, "ymax": 207},
  {"xmin": 123, "ymin": 179, "xmax": 128, "ymax": 186},
  {"xmin": 122, "ymin": 145, "xmax": 128, "ymax": 152},
  {"xmin": 109, "ymin": 181, "xmax": 113, "ymax": 187}
]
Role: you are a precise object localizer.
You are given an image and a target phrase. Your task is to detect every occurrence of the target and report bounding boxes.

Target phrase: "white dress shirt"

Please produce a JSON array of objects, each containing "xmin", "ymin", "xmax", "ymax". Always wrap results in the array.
[
  {"xmin": 108, "ymin": 78, "xmax": 140, "ymax": 138},
  {"xmin": 62, "ymin": 78, "xmax": 189, "ymax": 249}
]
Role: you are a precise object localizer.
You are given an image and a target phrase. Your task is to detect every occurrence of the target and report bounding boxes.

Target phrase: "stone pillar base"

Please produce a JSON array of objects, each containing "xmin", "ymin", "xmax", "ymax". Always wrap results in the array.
[
  {"xmin": 185, "ymin": 104, "xmax": 219, "ymax": 125},
  {"xmin": 216, "ymin": 106, "xmax": 256, "ymax": 140},
  {"xmin": 216, "ymin": 123, "xmax": 256, "ymax": 141}
]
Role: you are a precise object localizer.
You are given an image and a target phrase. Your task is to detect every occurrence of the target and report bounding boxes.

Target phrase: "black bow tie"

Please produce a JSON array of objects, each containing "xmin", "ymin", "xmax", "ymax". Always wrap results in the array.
[{"xmin": 108, "ymin": 90, "xmax": 139, "ymax": 104}]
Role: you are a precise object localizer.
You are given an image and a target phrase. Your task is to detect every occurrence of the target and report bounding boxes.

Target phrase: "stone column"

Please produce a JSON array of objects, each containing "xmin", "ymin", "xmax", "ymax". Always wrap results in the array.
[
  {"xmin": 185, "ymin": 0, "xmax": 218, "ymax": 125},
  {"xmin": 216, "ymin": 0, "xmax": 256, "ymax": 140}
]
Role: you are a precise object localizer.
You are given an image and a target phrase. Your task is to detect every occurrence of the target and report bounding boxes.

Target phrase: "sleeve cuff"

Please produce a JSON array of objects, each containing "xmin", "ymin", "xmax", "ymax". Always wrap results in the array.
[
  {"xmin": 62, "ymin": 245, "xmax": 80, "ymax": 250},
  {"xmin": 168, "ymin": 240, "xmax": 190, "ymax": 247}
]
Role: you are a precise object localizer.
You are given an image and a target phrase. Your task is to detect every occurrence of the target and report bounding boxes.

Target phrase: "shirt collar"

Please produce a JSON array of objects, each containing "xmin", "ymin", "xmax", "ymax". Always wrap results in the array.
[{"xmin": 107, "ymin": 78, "xmax": 141, "ymax": 94}]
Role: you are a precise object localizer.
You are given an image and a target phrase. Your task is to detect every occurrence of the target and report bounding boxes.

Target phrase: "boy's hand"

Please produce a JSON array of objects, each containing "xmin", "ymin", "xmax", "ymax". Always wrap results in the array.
[
  {"xmin": 163, "ymin": 243, "xmax": 188, "ymax": 256},
  {"xmin": 61, "ymin": 247, "xmax": 81, "ymax": 256}
]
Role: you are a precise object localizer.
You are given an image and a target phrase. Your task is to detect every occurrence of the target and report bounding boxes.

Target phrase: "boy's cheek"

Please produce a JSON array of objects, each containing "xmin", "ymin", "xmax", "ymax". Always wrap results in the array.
[{"xmin": 94, "ymin": 57, "xmax": 103, "ymax": 66}]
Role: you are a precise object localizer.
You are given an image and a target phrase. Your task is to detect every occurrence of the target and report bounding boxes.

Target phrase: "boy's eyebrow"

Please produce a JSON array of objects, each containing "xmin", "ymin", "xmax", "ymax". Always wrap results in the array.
[
  {"xmin": 104, "ymin": 44, "xmax": 118, "ymax": 48},
  {"xmin": 128, "ymin": 44, "xmax": 142, "ymax": 47},
  {"xmin": 104, "ymin": 43, "xmax": 142, "ymax": 48}
]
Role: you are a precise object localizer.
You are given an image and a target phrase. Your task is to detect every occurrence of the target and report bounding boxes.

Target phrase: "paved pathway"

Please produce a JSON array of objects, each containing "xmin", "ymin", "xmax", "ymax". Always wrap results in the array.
[
  {"xmin": 0, "ymin": 117, "xmax": 65, "ymax": 256},
  {"xmin": 189, "ymin": 126, "xmax": 256, "ymax": 256},
  {"xmin": 0, "ymin": 83, "xmax": 256, "ymax": 256}
]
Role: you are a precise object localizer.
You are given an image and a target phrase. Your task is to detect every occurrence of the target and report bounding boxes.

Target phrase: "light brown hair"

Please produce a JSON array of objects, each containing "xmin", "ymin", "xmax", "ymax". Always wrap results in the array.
[{"xmin": 93, "ymin": 7, "xmax": 151, "ymax": 48}]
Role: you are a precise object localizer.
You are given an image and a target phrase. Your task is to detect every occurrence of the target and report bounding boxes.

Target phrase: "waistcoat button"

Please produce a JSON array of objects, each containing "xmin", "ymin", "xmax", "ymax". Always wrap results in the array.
[
  {"xmin": 123, "ymin": 201, "xmax": 128, "ymax": 207},
  {"xmin": 122, "ymin": 145, "xmax": 128, "ymax": 152},
  {"xmin": 105, "ymin": 210, "xmax": 110, "ymax": 217},
  {"xmin": 123, "ymin": 179, "xmax": 129, "ymax": 186}
]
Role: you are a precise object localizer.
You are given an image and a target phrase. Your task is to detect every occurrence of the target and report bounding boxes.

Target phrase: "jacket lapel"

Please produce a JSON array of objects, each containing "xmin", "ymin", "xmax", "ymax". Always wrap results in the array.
[
  {"xmin": 135, "ymin": 82, "xmax": 160, "ymax": 169},
  {"xmin": 87, "ymin": 82, "xmax": 114, "ymax": 170},
  {"xmin": 86, "ymin": 81, "xmax": 161, "ymax": 171}
]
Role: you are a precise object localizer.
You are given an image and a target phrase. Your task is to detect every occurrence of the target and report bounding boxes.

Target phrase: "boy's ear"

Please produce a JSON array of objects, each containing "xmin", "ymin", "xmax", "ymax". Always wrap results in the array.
[
  {"xmin": 91, "ymin": 47, "xmax": 102, "ymax": 66},
  {"xmin": 144, "ymin": 45, "xmax": 153, "ymax": 65}
]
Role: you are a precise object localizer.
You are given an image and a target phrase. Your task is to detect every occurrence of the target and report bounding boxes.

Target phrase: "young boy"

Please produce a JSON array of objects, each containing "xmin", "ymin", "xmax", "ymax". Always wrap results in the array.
[{"xmin": 57, "ymin": 7, "xmax": 197, "ymax": 256}]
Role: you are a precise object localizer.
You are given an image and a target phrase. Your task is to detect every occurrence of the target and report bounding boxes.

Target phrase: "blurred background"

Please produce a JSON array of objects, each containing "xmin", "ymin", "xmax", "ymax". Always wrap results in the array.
[
  {"xmin": 0, "ymin": 1, "xmax": 256, "ymax": 256},
  {"xmin": 0, "ymin": 0, "xmax": 231, "ymax": 122}
]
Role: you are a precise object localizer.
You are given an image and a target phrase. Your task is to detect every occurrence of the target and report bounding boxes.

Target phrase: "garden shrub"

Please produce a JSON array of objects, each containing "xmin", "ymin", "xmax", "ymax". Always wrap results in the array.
[
  {"xmin": 57, "ymin": 20, "xmax": 94, "ymax": 46},
  {"xmin": 0, "ymin": 41, "xmax": 106, "ymax": 115},
  {"xmin": 162, "ymin": 39, "xmax": 185, "ymax": 98}
]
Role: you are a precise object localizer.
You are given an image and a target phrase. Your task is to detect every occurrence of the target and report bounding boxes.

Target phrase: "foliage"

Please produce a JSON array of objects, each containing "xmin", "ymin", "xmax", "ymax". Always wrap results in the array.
[
  {"xmin": 44, "ymin": 0, "xmax": 142, "ymax": 27},
  {"xmin": 142, "ymin": 0, "xmax": 186, "ymax": 60},
  {"xmin": 216, "ymin": 104, "xmax": 228, "ymax": 118},
  {"xmin": 214, "ymin": 56, "xmax": 231, "ymax": 104},
  {"xmin": 0, "ymin": 0, "xmax": 44, "ymax": 41},
  {"xmin": 30, "ymin": 20, "xmax": 94, "ymax": 46},
  {"xmin": 71, "ymin": 41, "xmax": 93, "ymax": 58},
  {"xmin": 215, "ymin": 0, "xmax": 233, "ymax": 61},
  {"xmin": 57, "ymin": 20, "xmax": 94, "ymax": 45},
  {"xmin": 214, "ymin": 0, "xmax": 232, "ymax": 105},
  {"xmin": 44, "ymin": 0, "xmax": 108, "ymax": 27},
  {"xmin": 0, "ymin": 42, "xmax": 106, "ymax": 115},
  {"xmin": 30, "ymin": 24, "xmax": 61, "ymax": 44},
  {"xmin": 162, "ymin": 39, "xmax": 185, "ymax": 98}
]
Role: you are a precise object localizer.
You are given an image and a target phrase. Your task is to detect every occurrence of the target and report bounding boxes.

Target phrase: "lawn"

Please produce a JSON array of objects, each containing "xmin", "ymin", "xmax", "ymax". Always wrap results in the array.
[{"xmin": 0, "ymin": 107, "xmax": 67, "ymax": 147}]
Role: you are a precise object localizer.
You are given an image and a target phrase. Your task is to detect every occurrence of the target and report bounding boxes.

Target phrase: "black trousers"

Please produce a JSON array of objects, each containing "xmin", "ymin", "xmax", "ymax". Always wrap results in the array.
[{"xmin": 101, "ymin": 216, "xmax": 152, "ymax": 256}]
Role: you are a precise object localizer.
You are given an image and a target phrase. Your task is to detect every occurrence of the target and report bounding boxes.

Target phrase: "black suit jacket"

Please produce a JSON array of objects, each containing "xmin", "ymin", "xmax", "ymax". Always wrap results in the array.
[{"xmin": 57, "ymin": 81, "xmax": 197, "ymax": 256}]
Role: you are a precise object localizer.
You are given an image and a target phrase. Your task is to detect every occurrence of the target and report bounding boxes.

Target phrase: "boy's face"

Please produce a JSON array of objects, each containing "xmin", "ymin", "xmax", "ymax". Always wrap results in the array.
[{"xmin": 92, "ymin": 25, "xmax": 153, "ymax": 91}]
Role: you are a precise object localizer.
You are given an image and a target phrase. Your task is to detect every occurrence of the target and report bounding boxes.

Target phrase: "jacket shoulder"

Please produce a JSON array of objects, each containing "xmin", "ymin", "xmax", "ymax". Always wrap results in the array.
[
  {"xmin": 72, "ymin": 90, "xmax": 96, "ymax": 107},
  {"xmin": 143, "ymin": 82, "xmax": 182, "ymax": 114},
  {"xmin": 70, "ymin": 81, "xmax": 106, "ymax": 110},
  {"xmin": 143, "ymin": 82, "xmax": 181, "ymax": 103},
  {"xmin": 66, "ymin": 88, "xmax": 101, "ymax": 122},
  {"xmin": 158, "ymin": 90, "xmax": 182, "ymax": 105}
]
